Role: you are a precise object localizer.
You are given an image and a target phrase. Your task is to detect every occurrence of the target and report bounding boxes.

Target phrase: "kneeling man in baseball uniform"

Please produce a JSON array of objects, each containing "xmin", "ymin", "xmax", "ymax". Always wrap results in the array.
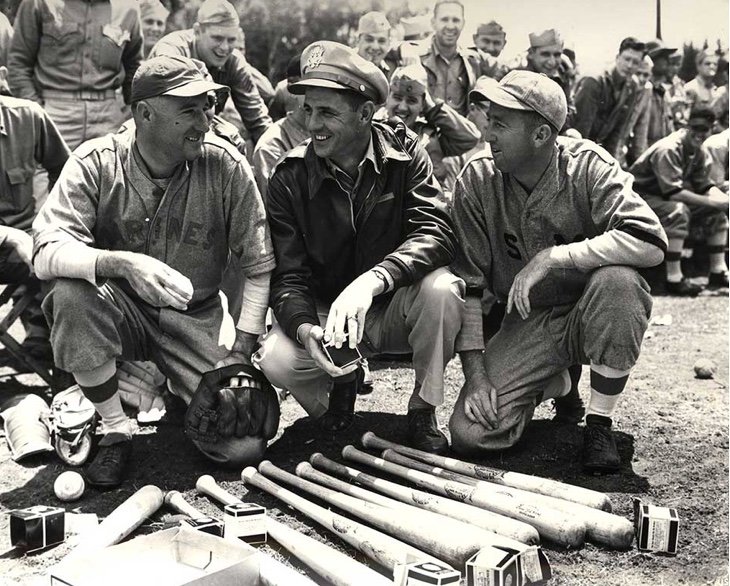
[
  {"xmin": 450, "ymin": 71, "xmax": 667, "ymax": 472},
  {"xmin": 255, "ymin": 41, "xmax": 463, "ymax": 455},
  {"xmin": 33, "ymin": 55, "xmax": 277, "ymax": 487}
]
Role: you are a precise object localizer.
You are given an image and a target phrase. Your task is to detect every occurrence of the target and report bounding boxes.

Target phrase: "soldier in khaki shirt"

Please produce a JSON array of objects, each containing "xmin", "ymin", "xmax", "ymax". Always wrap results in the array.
[{"xmin": 9, "ymin": 0, "xmax": 143, "ymax": 150}]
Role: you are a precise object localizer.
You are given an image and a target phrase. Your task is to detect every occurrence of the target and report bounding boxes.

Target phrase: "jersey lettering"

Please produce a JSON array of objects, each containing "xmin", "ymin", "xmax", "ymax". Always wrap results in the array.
[{"xmin": 503, "ymin": 232, "xmax": 522, "ymax": 260}]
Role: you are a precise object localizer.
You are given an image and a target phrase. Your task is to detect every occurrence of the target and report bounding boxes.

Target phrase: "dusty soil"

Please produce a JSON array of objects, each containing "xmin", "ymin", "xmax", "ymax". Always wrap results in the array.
[{"xmin": 0, "ymin": 291, "xmax": 727, "ymax": 586}]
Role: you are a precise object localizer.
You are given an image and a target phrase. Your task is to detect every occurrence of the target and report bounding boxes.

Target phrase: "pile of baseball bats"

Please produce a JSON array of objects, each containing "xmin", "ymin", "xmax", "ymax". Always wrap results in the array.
[{"xmin": 53, "ymin": 430, "xmax": 635, "ymax": 585}]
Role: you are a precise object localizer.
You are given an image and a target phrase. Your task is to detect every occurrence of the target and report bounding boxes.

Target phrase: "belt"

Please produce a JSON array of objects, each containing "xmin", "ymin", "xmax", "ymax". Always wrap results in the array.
[{"xmin": 42, "ymin": 89, "xmax": 118, "ymax": 101}]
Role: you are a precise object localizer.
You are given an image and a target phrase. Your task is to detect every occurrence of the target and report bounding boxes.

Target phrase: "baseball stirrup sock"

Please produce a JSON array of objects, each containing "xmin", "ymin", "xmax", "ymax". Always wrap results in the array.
[
  {"xmin": 665, "ymin": 244, "xmax": 684, "ymax": 283},
  {"xmin": 586, "ymin": 364, "xmax": 631, "ymax": 419},
  {"xmin": 707, "ymin": 243, "xmax": 728, "ymax": 274},
  {"xmin": 78, "ymin": 372, "xmax": 133, "ymax": 440}
]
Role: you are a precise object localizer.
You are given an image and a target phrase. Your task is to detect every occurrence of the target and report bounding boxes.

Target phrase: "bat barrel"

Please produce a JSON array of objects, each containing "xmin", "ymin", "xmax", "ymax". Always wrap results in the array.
[
  {"xmin": 310, "ymin": 453, "xmax": 540, "ymax": 545},
  {"xmin": 343, "ymin": 445, "xmax": 586, "ymax": 549}
]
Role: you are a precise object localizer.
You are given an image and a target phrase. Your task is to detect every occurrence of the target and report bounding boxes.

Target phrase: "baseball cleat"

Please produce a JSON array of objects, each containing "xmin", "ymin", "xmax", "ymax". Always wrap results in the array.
[
  {"xmin": 708, "ymin": 271, "xmax": 729, "ymax": 289},
  {"xmin": 84, "ymin": 434, "xmax": 132, "ymax": 488},
  {"xmin": 665, "ymin": 278, "xmax": 703, "ymax": 297},
  {"xmin": 553, "ymin": 387, "xmax": 585, "ymax": 424},
  {"xmin": 582, "ymin": 415, "xmax": 620, "ymax": 473}
]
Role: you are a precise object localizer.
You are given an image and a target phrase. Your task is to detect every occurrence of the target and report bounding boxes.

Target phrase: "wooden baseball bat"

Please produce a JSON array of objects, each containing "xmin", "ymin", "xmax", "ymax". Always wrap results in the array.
[
  {"xmin": 382, "ymin": 450, "xmax": 634, "ymax": 550},
  {"xmin": 164, "ymin": 490, "xmax": 208, "ymax": 519},
  {"xmin": 239, "ymin": 467, "xmax": 442, "ymax": 574},
  {"xmin": 266, "ymin": 515, "xmax": 392, "ymax": 586},
  {"xmin": 343, "ymin": 446, "xmax": 586, "ymax": 548},
  {"xmin": 195, "ymin": 475, "xmax": 318, "ymax": 586},
  {"xmin": 259, "ymin": 460, "xmax": 514, "ymax": 567},
  {"xmin": 362, "ymin": 431, "xmax": 612, "ymax": 511},
  {"xmin": 305, "ymin": 453, "xmax": 540, "ymax": 545},
  {"xmin": 68, "ymin": 485, "xmax": 164, "ymax": 557}
]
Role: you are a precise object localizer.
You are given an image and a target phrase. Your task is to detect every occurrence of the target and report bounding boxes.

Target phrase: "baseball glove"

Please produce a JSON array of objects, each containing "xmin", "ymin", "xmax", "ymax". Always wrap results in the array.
[{"xmin": 185, "ymin": 364, "xmax": 279, "ymax": 445}]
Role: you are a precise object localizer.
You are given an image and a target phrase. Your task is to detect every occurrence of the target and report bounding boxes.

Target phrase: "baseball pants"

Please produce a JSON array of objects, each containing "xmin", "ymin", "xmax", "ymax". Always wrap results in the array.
[
  {"xmin": 449, "ymin": 266, "xmax": 653, "ymax": 454},
  {"xmin": 642, "ymin": 193, "xmax": 728, "ymax": 241},
  {"xmin": 254, "ymin": 268, "xmax": 465, "ymax": 417}
]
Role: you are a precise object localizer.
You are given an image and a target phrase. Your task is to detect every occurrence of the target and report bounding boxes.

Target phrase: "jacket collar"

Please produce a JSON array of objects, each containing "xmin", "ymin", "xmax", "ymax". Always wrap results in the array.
[{"xmin": 305, "ymin": 122, "xmax": 411, "ymax": 198}]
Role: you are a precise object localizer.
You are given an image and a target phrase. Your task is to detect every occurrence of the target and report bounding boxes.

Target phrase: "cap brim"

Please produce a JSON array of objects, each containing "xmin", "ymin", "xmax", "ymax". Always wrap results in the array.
[
  {"xmin": 470, "ymin": 82, "xmax": 530, "ymax": 112},
  {"xmin": 163, "ymin": 79, "xmax": 228, "ymax": 98},
  {"xmin": 289, "ymin": 78, "xmax": 352, "ymax": 95}
]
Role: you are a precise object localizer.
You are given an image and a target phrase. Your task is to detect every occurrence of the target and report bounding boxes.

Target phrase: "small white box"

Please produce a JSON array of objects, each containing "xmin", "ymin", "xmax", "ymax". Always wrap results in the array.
[
  {"xmin": 223, "ymin": 503, "xmax": 266, "ymax": 544},
  {"xmin": 395, "ymin": 560, "xmax": 461, "ymax": 585},
  {"xmin": 466, "ymin": 544, "xmax": 551, "ymax": 586},
  {"xmin": 634, "ymin": 499, "xmax": 679, "ymax": 554}
]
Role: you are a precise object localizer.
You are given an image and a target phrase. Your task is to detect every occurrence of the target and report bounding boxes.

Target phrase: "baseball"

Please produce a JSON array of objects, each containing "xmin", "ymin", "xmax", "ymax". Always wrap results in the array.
[
  {"xmin": 693, "ymin": 358, "xmax": 717, "ymax": 379},
  {"xmin": 54, "ymin": 471, "xmax": 85, "ymax": 502}
]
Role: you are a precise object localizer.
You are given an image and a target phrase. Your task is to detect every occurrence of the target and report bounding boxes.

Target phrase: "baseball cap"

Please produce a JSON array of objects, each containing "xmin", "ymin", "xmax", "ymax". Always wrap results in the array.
[
  {"xmin": 357, "ymin": 11, "xmax": 391, "ymax": 36},
  {"xmin": 645, "ymin": 39, "xmax": 677, "ymax": 60},
  {"xmin": 197, "ymin": 0, "xmax": 239, "ymax": 27},
  {"xmin": 476, "ymin": 21, "xmax": 505, "ymax": 37},
  {"xmin": 470, "ymin": 69, "xmax": 567, "ymax": 130},
  {"xmin": 131, "ymin": 55, "xmax": 228, "ymax": 102},
  {"xmin": 290, "ymin": 41, "xmax": 389, "ymax": 104},
  {"xmin": 529, "ymin": 29, "xmax": 563, "ymax": 49}
]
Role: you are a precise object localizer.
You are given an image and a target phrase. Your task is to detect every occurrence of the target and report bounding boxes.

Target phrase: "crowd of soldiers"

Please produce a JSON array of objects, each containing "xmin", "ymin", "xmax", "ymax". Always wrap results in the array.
[{"xmin": 0, "ymin": 0, "xmax": 727, "ymax": 488}]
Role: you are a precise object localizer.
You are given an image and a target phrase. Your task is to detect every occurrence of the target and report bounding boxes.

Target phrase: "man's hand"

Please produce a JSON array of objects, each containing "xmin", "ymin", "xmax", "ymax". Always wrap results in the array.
[
  {"xmin": 121, "ymin": 253, "xmax": 193, "ymax": 310},
  {"xmin": 507, "ymin": 248, "xmax": 560, "ymax": 319},
  {"xmin": 299, "ymin": 323, "xmax": 359, "ymax": 378},
  {"xmin": 3, "ymin": 228, "xmax": 33, "ymax": 269},
  {"xmin": 215, "ymin": 330, "xmax": 258, "ymax": 369},
  {"xmin": 324, "ymin": 271, "xmax": 383, "ymax": 348},
  {"xmin": 460, "ymin": 350, "xmax": 498, "ymax": 429}
]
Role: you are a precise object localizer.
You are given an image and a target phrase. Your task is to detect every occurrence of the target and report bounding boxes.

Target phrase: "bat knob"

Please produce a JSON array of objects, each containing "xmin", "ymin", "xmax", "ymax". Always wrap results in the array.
[
  {"xmin": 164, "ymin": 490, "xmax": 181, "ymax": 504},
  {"xmin": 342, "ymin": 445, "xmax": 356, "ymax": 458},
  {"xmin": 295, "ymin": 461, "xmax": 312, "ymax": 476},
  {"xmin": 309, "ymin": 452, "xmax": 325, "ymax": 465},
  {"xmin": 360, "ymin": 431, "xmax": 376, "ymax": 447},
  {"xmin": 241, "ymin": 466, "xmax": 257, "ymax": 482}
]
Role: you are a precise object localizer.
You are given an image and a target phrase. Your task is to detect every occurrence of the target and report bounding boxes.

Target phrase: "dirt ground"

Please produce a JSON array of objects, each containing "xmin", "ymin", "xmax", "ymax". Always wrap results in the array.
[{"xmin": 0, "ymin": 290, "xmax": 727, "ymax": 586}]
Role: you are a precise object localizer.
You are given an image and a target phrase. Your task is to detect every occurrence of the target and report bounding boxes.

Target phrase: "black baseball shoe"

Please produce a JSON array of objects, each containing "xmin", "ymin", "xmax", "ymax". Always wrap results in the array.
[
  {"xmin": 85, "ymin": 433, "xmax": 133, "ymax": 488},
  {"xmin": 553, "ymin": 386, "xmax": 585, "ymax": 424},
  {"xmin": 582, "ymin": 415, "xmax": 620, "ymax": 473},
  {"xmin": 319, "ymin": 369, "xmax": 363, "ymax": 433},
  {"xmin": 406, "ymin": 408, "xmax": 449, "ymax": 455},
  {"xmin": 665, "ymin": 278, "xmax": 703, "ymax": 297},
  {"xmin": 708, "ymin": 271, "xmax": 729, "ymax": 289}
]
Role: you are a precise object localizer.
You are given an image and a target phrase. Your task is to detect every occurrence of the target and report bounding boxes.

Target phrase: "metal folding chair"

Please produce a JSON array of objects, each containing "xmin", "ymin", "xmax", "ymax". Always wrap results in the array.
[{"xmin": 0, "ymin": 283, "xmax": 54, "ymax": 387}]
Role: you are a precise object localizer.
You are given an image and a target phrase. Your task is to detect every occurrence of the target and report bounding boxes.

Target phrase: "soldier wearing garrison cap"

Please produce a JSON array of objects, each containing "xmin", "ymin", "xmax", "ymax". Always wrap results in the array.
[
  {"xmin": 149, "ymin": 0, "xmax": 272, "ymax": 144},
  {"xmin": 355, "ymin": 11, "xmax": 392, "ymax": 77},
  {"xmin": 473, "ymin": 21, "xmax": 506, "ymax": 58},
  {"xmin": 381, "ymin": 63, "xmax": 479, "ymax": 186},
  {"xmin": 255, "ymin": 41, "xmax": 464, "ymax": 456},
  {"xmin": 450, "ymin": 70, "xmax": 667, "ymax": 473}
]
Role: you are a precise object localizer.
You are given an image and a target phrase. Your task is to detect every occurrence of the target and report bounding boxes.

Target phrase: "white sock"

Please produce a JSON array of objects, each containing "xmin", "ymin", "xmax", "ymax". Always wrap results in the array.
[
  {"xmin": 93, "ymin": 394, "xmax": 135, "ymax": 442},
  {"xmin": 585, "ymin": 364, "xmax": 631, "ymax": 420}
]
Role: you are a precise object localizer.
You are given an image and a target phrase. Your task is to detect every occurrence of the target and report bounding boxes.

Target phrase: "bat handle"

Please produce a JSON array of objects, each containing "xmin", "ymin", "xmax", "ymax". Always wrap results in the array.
[
  {"xmin": 164, "ymin": 490, "xmax": 205, "ymax": 519},
  {"xmin": 195, "ymin": 474, "xmax": 242, "ymax": 506}
]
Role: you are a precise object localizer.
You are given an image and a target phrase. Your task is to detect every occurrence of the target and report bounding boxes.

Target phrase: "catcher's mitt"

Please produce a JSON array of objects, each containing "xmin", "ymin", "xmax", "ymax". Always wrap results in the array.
[{"xmin": 185, "ymin": 364, "xmax": 279, "ymax": 445}]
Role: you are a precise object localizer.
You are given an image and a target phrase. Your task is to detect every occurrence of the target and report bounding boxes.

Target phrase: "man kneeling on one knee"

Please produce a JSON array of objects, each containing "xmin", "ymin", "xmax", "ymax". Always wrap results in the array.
[
  {"xmin": 254, "ymin": 41, "xmax": 464, "ymax": 455},
  {"xmin": 449, "ymin": 71, "xmax": 668, "ymax": 472},
  {"xmin": 32, "ymin": 56, "xmax": 278, "ymax": 487}
]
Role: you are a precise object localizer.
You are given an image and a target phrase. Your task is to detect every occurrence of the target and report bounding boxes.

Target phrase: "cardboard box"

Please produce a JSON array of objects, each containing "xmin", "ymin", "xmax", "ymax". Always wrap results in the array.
[
  {"xmin": 634, "ymin": 499, "xmax": 679, "ymax": 554},
  {"xmin": 182, "ymin": 516, "xmax": 224, "ymax": 538},
  {"xmin": 10, "ymin": 505, "xmax": 65, "ymax": 552},
  {"xmin": 466, "ymin": 544, "xmax": 551, "ymax": 586},
  {"xmin": 399, "ymin": 560, "xmax": 461, "ymax": 585},
  {"xmin": 49, "ymin": 526, "xmax": 260, "ymax": 586},
  {"xmin": 223, "ymin": 503, "xmax": 266, "ymax": 544}
]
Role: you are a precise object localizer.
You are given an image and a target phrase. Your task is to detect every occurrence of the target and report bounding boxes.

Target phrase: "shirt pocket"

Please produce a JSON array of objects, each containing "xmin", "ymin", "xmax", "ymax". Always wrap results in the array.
[
  {"xmin": 40, "ymin": 21, "xmax": 80, "ymax": 65},
  {"xmin": 6, "ymin": 166, "xmax": 34, "ymax": 212},
  {"xmin": 96, "ymin": 24, "xmax": 130, "ymax": 69}
]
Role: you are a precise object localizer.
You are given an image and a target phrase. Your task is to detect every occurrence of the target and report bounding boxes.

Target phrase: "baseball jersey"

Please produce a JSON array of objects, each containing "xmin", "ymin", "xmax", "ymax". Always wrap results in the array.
[
  {"xmin": 452, "ymin": 137, "xmax": 667, "ymax": 350},
  {"xmin": 629, "ymin": 129, "xmax": 716, "ymax": 199},
  {"xmin": 33, "ymin": 130, "xmax": 275, "ymax": 306}
]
